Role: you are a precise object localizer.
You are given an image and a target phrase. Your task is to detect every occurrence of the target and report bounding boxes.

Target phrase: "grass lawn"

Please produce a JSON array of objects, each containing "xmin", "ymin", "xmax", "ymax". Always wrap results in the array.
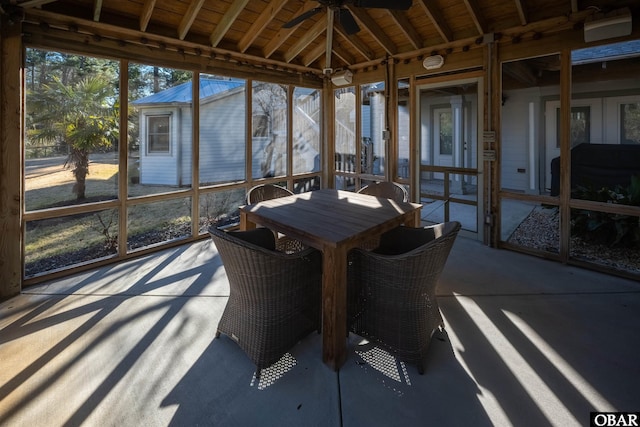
[{"xmin": 24, "ymin": 156, "xmax": 195, "ymax": 276}]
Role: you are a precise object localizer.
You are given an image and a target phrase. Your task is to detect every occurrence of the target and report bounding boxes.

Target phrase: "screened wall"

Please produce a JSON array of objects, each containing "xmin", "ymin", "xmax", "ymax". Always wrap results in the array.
[{"xmin": 23, "ymin": 48, "xmax": 322, "ymax": 280}]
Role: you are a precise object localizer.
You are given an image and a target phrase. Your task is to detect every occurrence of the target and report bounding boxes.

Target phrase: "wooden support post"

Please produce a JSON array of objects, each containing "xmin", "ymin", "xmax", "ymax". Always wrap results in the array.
[
  {"xmin": 387, "ymin": 58, "xmax": 397, "ymax": 182},
  {"xmin": 559, "ymin": 49, "xmax": 572, "ymax": 261},
  {"xmin": 488, "ymin": 40, "xmax": 501, "ymax": 247},
  {"xmin": 0, "ymin": 14, "xmax": 24, "ymax": 299},
  {"xmin": 323, "ymin": 77, "xmax": 334, "ymax": 189}
]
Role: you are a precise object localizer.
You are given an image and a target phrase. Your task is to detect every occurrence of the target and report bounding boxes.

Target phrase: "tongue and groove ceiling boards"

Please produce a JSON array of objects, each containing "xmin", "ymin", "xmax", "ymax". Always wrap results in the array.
[{"xmin": 9, "ymin": 0, "xmax": 640, "ymax": 78}]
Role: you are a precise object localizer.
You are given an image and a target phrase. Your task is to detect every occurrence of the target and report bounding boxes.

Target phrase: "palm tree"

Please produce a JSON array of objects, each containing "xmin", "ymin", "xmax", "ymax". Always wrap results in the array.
[{"xmin": 27, "ymin": 75, "xmax": 118, "ymax": 200}]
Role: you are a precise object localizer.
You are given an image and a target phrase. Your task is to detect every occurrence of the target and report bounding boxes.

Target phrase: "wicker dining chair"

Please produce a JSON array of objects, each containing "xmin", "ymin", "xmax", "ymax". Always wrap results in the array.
[
  {"xmin": 347, "ymin": 221, "xmax": 461, "ymax": 374},
  {"xmin": 209, "ymin": 226, "xmax": 322, "ymax": 376},
  {"xmin": 245, "ymin": 183, "xmax": 304, "ymax": 253},
  {"xmin": 246, "ymin": 183, "xmax": 293, "ymax": 204},
  {"xmin": 356, "ymin": 181, "xmax": 410, "ymax": 250},
  {"xmin": 357, "ymin": 181, "xmax": 409, "ymax": 203}
]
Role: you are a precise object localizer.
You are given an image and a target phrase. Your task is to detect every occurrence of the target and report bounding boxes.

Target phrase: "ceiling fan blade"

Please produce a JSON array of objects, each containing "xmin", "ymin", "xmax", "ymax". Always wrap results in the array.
[
  {"xmin": 338, "ymin": 9, "xmax": 360, "ymax": 35},
  {"xmin": 355, "ymin": 0, "xmax": 412, "ymax": 10},
  {"xmin": 282, "ymin": 7, "xmax": 323, "ymax": 28}
]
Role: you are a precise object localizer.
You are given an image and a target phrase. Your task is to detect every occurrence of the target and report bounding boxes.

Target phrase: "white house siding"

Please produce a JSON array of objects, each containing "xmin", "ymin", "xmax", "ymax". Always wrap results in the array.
[
  {"xmin": 604, "ymin": 93, "xmax": 640, "ymax": 143},
  {"xmin": 135, "ymin": 81, "xmax": 246, "ymax": 186},
  {"xmin": 369, "ymin": 92, "xmax": 385, "ymax": 175},
  {"xmin": 502, "ymin": 78, "xmax": 640, "ymax": 194},
  {"xmin": 398, "ymin": 103, "xmax": 410, "ymax": 178},
  {"xmin": 139, "ymin": 106, "xmax": 182, "ymax": 186},
  {"xmin": 572, "ymin": 78, "xmax": 639, "ymax": 144},
  {"xmin": 199, "ymin": 89, "xmax": 246, "ymax": 184},
  {"xmin": 292, "ymin": 91, "xmax": 320, "ymax": 174},
  {"xmin": 178, "ymin": 107, "xmax": 193, "ymax": 187},
  {"xmin": 252, "ymin": 105, "xmax": 287, "ymax": 179},
  {"xmin": 501, "ymin": 88, "xmax": 541, "ymax": 193},
  {"xmin": 138, "ymin": 85, "xmax": 317, "ymax": 185}
]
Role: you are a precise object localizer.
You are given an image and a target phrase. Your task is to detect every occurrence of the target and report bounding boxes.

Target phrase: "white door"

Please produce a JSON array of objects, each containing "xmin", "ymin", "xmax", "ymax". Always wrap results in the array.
[{"xmin": 418, "ymin": 79, "xmax": 482, "ymax": 236}]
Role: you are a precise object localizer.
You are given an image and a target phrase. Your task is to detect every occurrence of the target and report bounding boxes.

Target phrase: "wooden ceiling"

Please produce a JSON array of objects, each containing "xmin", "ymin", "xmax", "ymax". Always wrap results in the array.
[{"xmin": 5, "ymin": 0, "xmax": 639, "ymax": 78}]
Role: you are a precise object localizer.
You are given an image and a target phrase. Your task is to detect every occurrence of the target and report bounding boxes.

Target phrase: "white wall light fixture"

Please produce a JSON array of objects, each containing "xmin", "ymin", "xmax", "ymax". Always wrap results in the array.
[
  {"xmin": 584, "ymin": 7, "xmax": 632, "ymax": 43},
  {"xmin": 331, "ymin": 69, "xmax": 353, "ymax": 86},
  {"xmin": 423, "ymin": 54, "xmax": 445, "ymax": 70}
]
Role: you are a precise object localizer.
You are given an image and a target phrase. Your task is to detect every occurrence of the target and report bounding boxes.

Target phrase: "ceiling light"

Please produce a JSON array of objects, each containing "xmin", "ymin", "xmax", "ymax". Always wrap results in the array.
[
  {"xmin": 331, "ymin": 69, "xmax": 353, "ymax": 86},
  {"xmin": 584, "ymin": 7, "xmax": 632, "ymax": 43},
  {"xmin": 423, "ymin": 55, "xmax": 445, "ymax": 70}
]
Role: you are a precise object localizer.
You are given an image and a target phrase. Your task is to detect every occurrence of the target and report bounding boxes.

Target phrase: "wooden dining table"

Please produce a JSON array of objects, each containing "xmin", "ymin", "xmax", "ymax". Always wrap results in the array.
[{"xmin": 239, "ymin": 188, "xmax": 423, "ymax": 370}]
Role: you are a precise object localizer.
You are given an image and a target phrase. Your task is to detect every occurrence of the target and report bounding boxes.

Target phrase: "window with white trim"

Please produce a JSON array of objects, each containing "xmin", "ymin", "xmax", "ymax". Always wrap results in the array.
[
  {"xmin": 621, "ymin": 102, "xmax": 640, "ymax": 144},
  {"xmin": 147, "ymin": 115, "xmax": 171, "ymax": 153}
]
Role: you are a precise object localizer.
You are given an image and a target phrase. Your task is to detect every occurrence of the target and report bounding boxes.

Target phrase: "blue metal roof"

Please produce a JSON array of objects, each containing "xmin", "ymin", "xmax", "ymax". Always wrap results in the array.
[
  {"xmin": 572, "ymin": 40, "xmax": 640, "ymax": 64},
  {"xmin": 132, "ymin": 78, "xmax": 244, "ymax": 105}
]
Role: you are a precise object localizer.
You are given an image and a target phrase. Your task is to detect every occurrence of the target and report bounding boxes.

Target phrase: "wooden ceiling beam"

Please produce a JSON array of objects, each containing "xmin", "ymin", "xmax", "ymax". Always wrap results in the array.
[
  {"xmin": 502, "ymin": 60, "xmax": 538, "ymax": 85},
  {"xmin": 238, "ymin": 0, "xmax": 288, "ymax": 53},
  {"xmin": 302, "ymin": 40, "xmax": 325, "ymax": 67},
  {"xmin": 334, "ymin": 26, "xmax": 374, "ymax": 61},
  {"xmin": 139, "ymin": 0, "xmax": 156, "ymax": 32},
  {"xmin": 415, "ymin": 0, "xmax": 453, "ymax": 43},
  {"xmin": 571, "ymin": 0, "xmax": 578, "ymax": 14},
  {"xmin": 347, "ymin": 6, "xmax": 397, "ymax": 56},
  {"xmin": 93, "ymin": 0, "xmax": 103, "ymax": 22},
  {"xmin": 284, "ymin": 15, "xmax": 327, "ymax": 63},
  {"xmin": 22, "ymin": 9, "xmax": 322, "ymax": 77},
  {"xmin": 332, "ymin": 42, "xmax": 355, "ymax": 67},
  {"xmin": 18, "ymin": 0, "xmax": 607, "ymax": 76},
  {"xmin": 262, "ymin": 1, "xmax": 317, "ymax": 59},
  {"xmin": 178, "ymin": 0, "xmax": 206, "ymax": 40},
  {"xmin": 463, "ymin": 0, "xmax": 487, "ymax": 35},
  {"xmin": 513, "ymin": 0, "xmax": 528, "ymax": 26},
  {"xmin": 24, "ymin": 25, "xmax": 322, "ymax": 86},
  {"xmin": 388, "ymin": 9, "xmax": 422, "ymax": 50},
  {"xmin": 14, "ymin": 0, "xmax": 58, "ymax": 7},
  {"xmin": 210, "ymin": 0, "xmax": 250, "ymax": 47}
]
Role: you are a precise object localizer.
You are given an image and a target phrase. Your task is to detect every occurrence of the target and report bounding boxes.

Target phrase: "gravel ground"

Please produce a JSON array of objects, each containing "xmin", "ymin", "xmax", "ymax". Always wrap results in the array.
[{"xmin": 508, "ymin": 206, "xmax": 640, "ymax": 274}]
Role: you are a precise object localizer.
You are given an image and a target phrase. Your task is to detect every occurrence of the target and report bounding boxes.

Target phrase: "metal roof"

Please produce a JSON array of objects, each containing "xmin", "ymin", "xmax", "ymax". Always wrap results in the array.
[
  {"xmin": 572, "ymin": 40, "xmax": 640, "ymax": 64},
  {"xmin": 132, "ymin": 78, "xmax": 244, "ymax": 105}
]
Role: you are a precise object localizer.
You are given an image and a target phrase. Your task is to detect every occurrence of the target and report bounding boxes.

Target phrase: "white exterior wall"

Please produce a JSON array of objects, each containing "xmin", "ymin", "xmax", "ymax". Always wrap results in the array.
[
  {"xmin": 501, "ymin": 88, "xmax": 541, "ymax": 193},
  {"xmin": 502, "ymin": 78, "xmax": 640, "ymax": 193},
  {"xmin": 138, "ymin": 89, "xmax": 246, "ymax": 186},
  {"xmin": 179, "ymin": 107, "xmax": 193, "ymax": 186},
  {"xmin": 398, "ymin": 103, "xmax": 410, "ymax": 178},
  {"xmin": 139, "ymin": 106, "xmax": 182, "ymax": 186},
  {"xmin": 199, "ymin": 90, "xmax": 246, "ymax": 183},
  {"xmin": 370, "ymin": 92, "xmax": 385, "ymax": 175}
]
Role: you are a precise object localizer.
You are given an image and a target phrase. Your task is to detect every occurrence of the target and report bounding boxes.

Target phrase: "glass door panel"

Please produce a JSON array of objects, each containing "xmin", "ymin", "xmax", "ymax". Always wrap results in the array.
[
  {"xmin": 500, "ymin": 54, "xmax": 561, "ymax": 255},
  {"xmin": 419, "ymin": 81, "xmax": 480, "ymax": 234}
]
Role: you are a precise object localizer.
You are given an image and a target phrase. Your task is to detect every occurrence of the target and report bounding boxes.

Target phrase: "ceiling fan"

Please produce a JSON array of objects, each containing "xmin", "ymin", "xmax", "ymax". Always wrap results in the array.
[
  {"xmin": 284, "ymin": 0, "xmax": 412, "ymax": 35},
  {"xmin": 283, "ymin": 0, "xmax": 412, "ymax": 75}
]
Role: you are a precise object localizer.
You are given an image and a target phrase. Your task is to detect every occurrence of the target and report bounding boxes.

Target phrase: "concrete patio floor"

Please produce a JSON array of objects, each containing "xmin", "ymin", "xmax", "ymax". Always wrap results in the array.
[{"xmin": 1, "ymin": 236, "xmax": 639, "ymax": 426}]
